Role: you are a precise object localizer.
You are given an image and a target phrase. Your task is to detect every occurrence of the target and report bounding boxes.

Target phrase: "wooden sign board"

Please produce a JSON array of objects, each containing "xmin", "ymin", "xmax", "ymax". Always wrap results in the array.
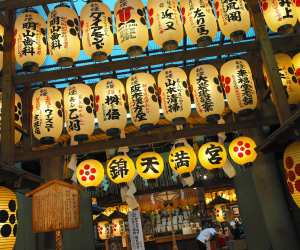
[{"xmin": 26, "ymin": 180, "xmax": 80, "ymax": 233}]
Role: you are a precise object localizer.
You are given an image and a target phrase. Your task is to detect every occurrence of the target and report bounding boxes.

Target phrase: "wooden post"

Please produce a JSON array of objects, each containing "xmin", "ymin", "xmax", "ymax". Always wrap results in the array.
[
  {"xmin": 104, "ymin": 239, "xmax": 109, "ymax": 250},
  {"xmin": 55, "ymin": 230, "xmax": 63, "ymax": 250}
]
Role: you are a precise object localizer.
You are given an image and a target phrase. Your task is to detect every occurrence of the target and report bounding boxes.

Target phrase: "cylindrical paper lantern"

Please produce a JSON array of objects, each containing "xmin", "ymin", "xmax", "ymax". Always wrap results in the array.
[
  {"xmin": 126, "ymin": 73, "xmax": 160, "ymax": 130},
  {"xmin": 112, "ymin": 218, "xmax": 124, "ymax": 237},
  {"xmin": 220, "ymin": 59, "xmax": 257, "ymax": 114},
  {"xmin": 97, "ymin": 219, "xmax": 111, "ymax": 240},
  {"xmin": 215, "ymin": 0, "xmax": 250, "ymax": 41},
  {"xmin": 64, "ymin": 83, "xmax": 95, "ymax": 142},
  {"xmin": 190, "ymin": 64, "xmax": 225, "ymax": 122},
  {"xmin": 158, "ymin": 67, "xmax": 191, "ymax": 124},
  {"xmin": 81, "ymin": 1, "xmax": 114, "ymax": 60},
  {"xmin": 148, "ymin": 0, "xmax": 184, "ymax": 51},
  {"xmin": 260, "ymin": 0, "xmax": 297, "ymax": 33},
  {"xmin": 48, "ymin": 4, "xmax": 80, "ymax": 66},
  {"xmin": 214, "ymin": 204, "xmax": 226, "ymax": 223},
  {"xmin": 198, "ymin": 142, "xmax": 227, "ymax": 170},
  {"xmin": 14, "ymin": 10, "xmax": 47, "ymax": 72},
  {"xmin": 32, "ymin": 87, "xmax": 63, "ymax": 144},
  {"xmin": 0, "ymin": 24, "xmax": 3, "ymax": 72},
  {"xmin": 114, "ymin": 0, "xmax": 148, "ymax": 56},
  {"xmin": 95, "ymin": 78, "xmax": 127, "ymax": 136},
  {"xmin": 136, "ymin": 152, "xmax": 164, "ymax": 180},
  {"xmin": 181, "ymin": 0, "xmax": 217, "ymax": 46}
]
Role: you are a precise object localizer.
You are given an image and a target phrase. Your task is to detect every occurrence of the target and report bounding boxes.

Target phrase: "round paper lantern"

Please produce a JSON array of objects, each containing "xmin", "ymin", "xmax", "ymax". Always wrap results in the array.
[
  {"xmin": 95, "ymin": 79, "xmax": 127, "ymax": 136},
  {"xmin": 107, "ymin": 153, "xmax": 136, "ymax": 184},
  {"xmin": 0, "ymin": 24, "xmax": 4, "ymax": 72},
  {"xmin": 283, "ymin": 141, "xmax": 300, "ymax": 208},
  {"xmin": 215, "ymin": 0, "xmax": 250, "ymax": 41},
  {"xmin": 158, "ymin": 67, "xmax": 191, "ymax": 124},
  {"xmin": 181, "ymin": 0, "xmax": 217, "ymax": 46},
  {"xmin": 48, "ymin": 4, "xmax": 80, "ymax": 67},
  {"xmin": 97, "ymin": 219, "xmax": 111, "ymax": 240},
  {"xmin": 64, "ymin": 83, "xmax": 95, "ymax": 142},
  {"xmin": 229, "ymin": 136, "xmax": 257, "ymax": 166},
  {"xmin": 126, "ymin": 73, "xmax": 160, "ymax": 130},
  {"xmin": 136, "ymin": 152, "xmax": 164, "ymax": 180},
  {"xmin": 198, "ymin": 142, "xmax": 227, "ymax": 170},
  {"xmin": 148, "ymin": 0, "xmax": 184, "ymax": 51},
  {"xmin": 32, "ymin": 87, "xmax": 63, "ymax": 144},
  {"xmin": 81, "ymin": 1, "xmax": 114, "ymax": 60},
  {"xmin": 260, "ymin": 0, "xmax": 297, "ymax": 33},
  {"xmin": 220, "ymin": 59, "xmax": 257, "ymax": 114},
  {"xmin": 0, "ymin": 187, "xmax": 18, "ymax": 250},
  {"xmin": 190, "ymin": 64, "xmax": 225, "ymax": 122},
  {"xmin": 114, "ymin": 0, "xmax": 148, "ymax": 56},
  {"xmin": 14, "ymin": 10, "xmax": 47, "ymax": 72},
  {"xmin": 76, "ymin": 159, "xmax": 105, "ymax": 188}
]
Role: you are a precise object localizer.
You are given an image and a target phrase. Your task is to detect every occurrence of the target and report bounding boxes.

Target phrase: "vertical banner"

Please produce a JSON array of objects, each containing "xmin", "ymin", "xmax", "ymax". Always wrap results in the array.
[{"xmin": 128, "ymin": 210, "xmax": 145, "ymax": 250}]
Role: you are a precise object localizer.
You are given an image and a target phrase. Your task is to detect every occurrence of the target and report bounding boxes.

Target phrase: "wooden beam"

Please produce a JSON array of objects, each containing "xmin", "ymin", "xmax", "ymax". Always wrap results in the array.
[{"xmin": 0, "ymin": 0, "xmax": 61, "ymax": 10}]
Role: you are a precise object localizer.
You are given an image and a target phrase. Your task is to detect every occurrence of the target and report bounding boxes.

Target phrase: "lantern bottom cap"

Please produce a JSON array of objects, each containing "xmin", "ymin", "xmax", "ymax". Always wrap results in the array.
[
  {"xmin": 23, "ymin": 62, "xmax": 39, "ymax": 73},
  {"xmin": 140, "ymin": 123, "xmax": 155, "ymax": 131},
  {"xmin": 181, "ymin": 173, "xmax": 192, "ymax": 178},
  {"xmin": 237, "ymin": 108, "xmax": 254, "ymax": 116},
  {"xmin": 58, "ymin": 57, "xmax": 74, "ymax": 67},
  {"xmin": 206, "ymin": 114, "xmax": 221, "ymax": 123},
  {"xmin": 172, "ymin": 117, "xmax": 186, "ymax": 125},
  {"xmin": 230, "ymin": 31, "xmax": 246, "ymax": 42},
  {"xmin": 40, "ymin": 136, "xmax": 55, "ymax": 145},
  {"xmin": 278, "ymin": 24, "xmax": 294, "ymax": 34},
  {"xmin": 92, "ymin": 51, "xmax": 107, "ymax": 61},
  {"xmin": 106, "ymin": 128, "xmax": 121, "ymax": 137},
  {"xmin": 74, "ymin": 134, "xmax": 89, "ymax": 142},
  {"xmin": 127, "ymin": 46, "xmax": 143, "ymax": 57},
  {"xmin": 197, "ymin": 36, "xmax": 212, "ymax": 47},
  {"xmin": 163, "ymin": 40, "xmax": 178, "ymax": 51}
]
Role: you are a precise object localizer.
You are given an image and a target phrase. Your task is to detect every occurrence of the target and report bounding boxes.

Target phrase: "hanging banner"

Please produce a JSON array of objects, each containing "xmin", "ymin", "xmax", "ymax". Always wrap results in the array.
[{"xmin": 128, "ymin": 210, "xmax": 145, "ymax": 250}]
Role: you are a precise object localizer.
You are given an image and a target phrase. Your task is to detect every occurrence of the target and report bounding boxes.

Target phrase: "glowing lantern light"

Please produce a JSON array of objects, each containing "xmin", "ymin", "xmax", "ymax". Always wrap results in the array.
[
  {"xmin": 198, "ymin": 142, "xmax": 227, "ymax": 170},
  {"xmin": 111, "ymin": 211, "xmax": 126, "ymax": 237},
  {"xmin": 260, "ymin": 0, "xmax": 297, "ymax": 33},
  {"xmin": 214, "ymin": 0, "xmax": 250, "ymax": 41},
  {"xmin": 294, "ymin": 0, "xmax": 300, "ymax": 22},
  {"xmin": 158, "ymin": 67, "xmax": 191, "ymax": 125},
  {"xmin": 136, "ymin": 152, "xmax": 164, "ymax": 180},
  {"xmin": 0, "ymin": 25, "xmax": 3, "ymax": 72},
  {"xmin": 220, "ymin": 59, "xmax": 257, "ymax": 114},
  {"xmin": 48, "ymin": 4, "xmax": 80, "ymax": 67},
  {"xmin": 190, "ymin": 64, "xmax": 225, "ymax": 122},
  {"xmin": 96, "ymin": 214, "xmax": 111, "ymax": 240},
  {"xmin": 81, "ymin": 1, "xmax": 114, "ymax": 61},
  {"xmin": 181, "ymin": 0, "xmax": 217, "ymax": 46},
  {"xmin": 229, "ymin": 136, "xmax": 257, "ymax": 166},
  {"xmin": 32, "ymin": 87, "xmax": 63, "ymax": 144},
  {"xmin": 95, "ymin": 79, "xmax": 127, "ymax": 136},
  {"xmin": 283, "ymin": 141, "xmax": 300, "ymax": 208},
  {"xmin": 126, "ymin": 73, "xmax": 160, "ymax": 130},
  {"xmin": 114, "ymin": 0, "xmax": 148, "ymax": 56},
  {"xmin": 0, "ymin": 187, "xmax": 18, "ymax": 250},
  {"xmin": 107, "ymin": 153, "xmax": 136, "ymax": 184},
  {"xmin": 64, "ymin": 83, "xmax": 95, "ymax": 142},
  {"xmin": 14, "ymin": 10, "xmax": 47, "ymax": 72},
  {"xmin": 148, "ymin": 0, "xmax": 184, "ymax": 51}
]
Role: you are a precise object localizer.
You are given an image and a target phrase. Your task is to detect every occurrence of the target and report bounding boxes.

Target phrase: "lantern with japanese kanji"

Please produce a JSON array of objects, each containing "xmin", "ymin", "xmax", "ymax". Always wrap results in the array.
[
  {"xmin": 14, "ymin": 10, "xmax": 47, "ymax": 72},
  {"xmin": 136, "ymin": 152, "xmax": 164, "ymax": 180},
  {"xmin": 181, "ymin": 0, "xmax": 217, "ymax": 46},
  {"xmin": 64, "ymin": 83, "xmax": 95, "ymax": 142},
  {"xmin": 158, "ymin": 67, "xmax": 191, "ymax": 125},
  {"xmin": 126, "ymin": 73, "xmax": 160, "ymax": 130},
  {"xmin": 48, "ymin": 4, "xmax": 80, "ymax": 67},
  {"xmin": 215, "ymin": 0, "xmax": 250, "ymax": 41},
  {"xmin": 260, "ymin": 0, "xmax": 297, "ymax": 33},
  {"xmin": 0, "ymin": 24, "xmax": 3, "ymax": 72},
  {"xmin": 190, "ymin": 64, "xmax": 225, "ymax": 122},
  {"xmin": 32, "ymin": 87, "xmax": 63, "ymax": 144},
  {"xmin": 76, "ymin": 159, "xmax": 104, "ymax": 188},
  {"xmin": 198, "ymin": 142, "xmax": 227, "ymax": 170},
  {"xmin": 114, "ymin": 0, "xmax": 148, "ymax": 56},
  {"xmin": 95, "ymin": 78, "xmax": 127, "ymax": 136},
  {"xmin": 81, "ymin": 1, "xmax": 114, "ymax": 60},
  {"xmin": 148, "ymin": 0, "xmax": 184, "ymax": 51},
  {"xmin": 220, "ymin": 59, "xmax": 257, "ymax": 114},
  {"xmin": 229, "ymin": 136, "xmax": 257, "ymax": 166},
  {"xmin": 96, "ymin": 214, "xmax": 111, "ymax": 240},
  {"xmin": 111, "ymin": 210, "xmax": 126, "ymax": 237}
]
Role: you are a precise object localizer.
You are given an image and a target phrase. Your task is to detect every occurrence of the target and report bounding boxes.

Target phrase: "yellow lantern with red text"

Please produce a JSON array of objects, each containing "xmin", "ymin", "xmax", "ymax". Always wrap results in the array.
[
  {"xmin": 0, "ymin": 24, "xmax": 3, "ymax": 72},
  {"xmin": 136, "ymin": 152, "xmax": 164, "ymax": 180},
  {"xmin": 112, "ymin": 218, "xmax": 124, "ymax": 237},
  {"xmin": 97, "ymin": 218, "xmax": 111, "ymax": 240},
  {"xmin": 198, "ymin": 142, "xmax": 227, "ymax": 170}
]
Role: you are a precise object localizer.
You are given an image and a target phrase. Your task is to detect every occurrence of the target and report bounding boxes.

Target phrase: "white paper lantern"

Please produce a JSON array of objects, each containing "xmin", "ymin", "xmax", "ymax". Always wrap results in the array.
[
  {"xmin": 95, "ymin": 78, "xmax": 127, "ymax": 136},
  {"xmin": 0, "ymin": 25, "xmax": 3, "ymax": 72},
  {"xmin": 81, "ymin": 1, "xmax": 114, "ymax": 60},
  {"xmin": 126, "ymin": 73, "xmax": 160, "ymax": 129}
]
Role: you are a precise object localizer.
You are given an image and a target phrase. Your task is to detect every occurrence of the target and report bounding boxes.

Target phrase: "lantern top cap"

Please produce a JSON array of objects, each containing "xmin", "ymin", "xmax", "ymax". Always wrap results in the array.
[
  {"xmin": 54, "ymin": 3, "xmax": 71, "ymax": 9},
  {"xmin": 95, "ymin": 213, "xmax": 111, "ymax": 223},
  {"xmin": 23, "ymin": 8, "xmax": 38, "ymax": 14}
]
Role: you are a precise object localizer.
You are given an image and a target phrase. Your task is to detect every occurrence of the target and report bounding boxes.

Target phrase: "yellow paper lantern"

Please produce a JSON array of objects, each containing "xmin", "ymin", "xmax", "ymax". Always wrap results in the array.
[
  {"xmin": 229, "ymin": 136, "xmax": 257, "ymax": 166},
  {"xmin": 0, "ymin": 24, "xmax": 3, "ymax": 72},
  {"xmin": 259, "ymin": 0, "xmax": 297, "ymax": 33},
  {"xmin": 14, "ymin": 10, "xmax": 47, "ymax": 72},
  {"xmin": 148, "ymin": 0, "xmax": 184, "ymax": 51},
  {"xmin": 114, "ymin": 0, "xmax": 148, "ymax": 56},
  {"xmin": 76, "ymin": 159, "xmax": 105, "ymax": 188},
  {"xmin": 107, "ymin": 153, "xmax": 136, "ymax": 184},
  {"xmin": 97, "ymin": 220, "xmax": 111, "ymax": 240},
  {"xmin": 136, "ymin": 152, "xmax": 164, "ymax": 180},
  {"xmin": 158, "ymin": 67, "xmax": 191, "ymax": 124},
  {"xmin": 64, "ymin": 83, "xmax": 95, "ymax": 142},
  {"xmin": 119, "ymin": 204, "xmax": 129, "ymax": 215},
  {"xmin": 81, "ymin": 1, "xmax": 114, "ymax": 60},
  {"xmin": 126, "ymin": 73, "xmax": 160, "ymax": 129},
  {"xmin": 32, "ymin": 87, "xmax": 63, "ymax": 144},
  {"xmin": 181, "ymin": 0, "xmax": 217, "ymax": 46},
  {"xmin": 214, "ymin": 0, "xmax": 250, "ymax": 41},
  {"xmin": 95, "ymin": 79, "xmax": 127, "ymax": 136},
  {"xmin": 190, "ymin": 64, "xmax": 225, "ymax": 122},
  {"xmin": 0, "ymin": 187, "xmax": 18, "ymax": 250},
  {"xmin": 198, "ymin": 142, "xmax": 227, "ymax": 170},
  {"xmin": 295, "ymin": 1, "xmax": 300, "ymax": 22},
  {"xmin": 112, "ymin": 218, "xmax": 124, "ymax": 237},
  {"xmin": 48, "ymin": 5, "xmax": 80, "ymax": 66},
  {"xmin": 214, "ymin": 204, "xmax": 226, "ymax": 223},
  {"xmin": 220, "ymin": 59, "xmax": 257, "ymax": 114}
]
